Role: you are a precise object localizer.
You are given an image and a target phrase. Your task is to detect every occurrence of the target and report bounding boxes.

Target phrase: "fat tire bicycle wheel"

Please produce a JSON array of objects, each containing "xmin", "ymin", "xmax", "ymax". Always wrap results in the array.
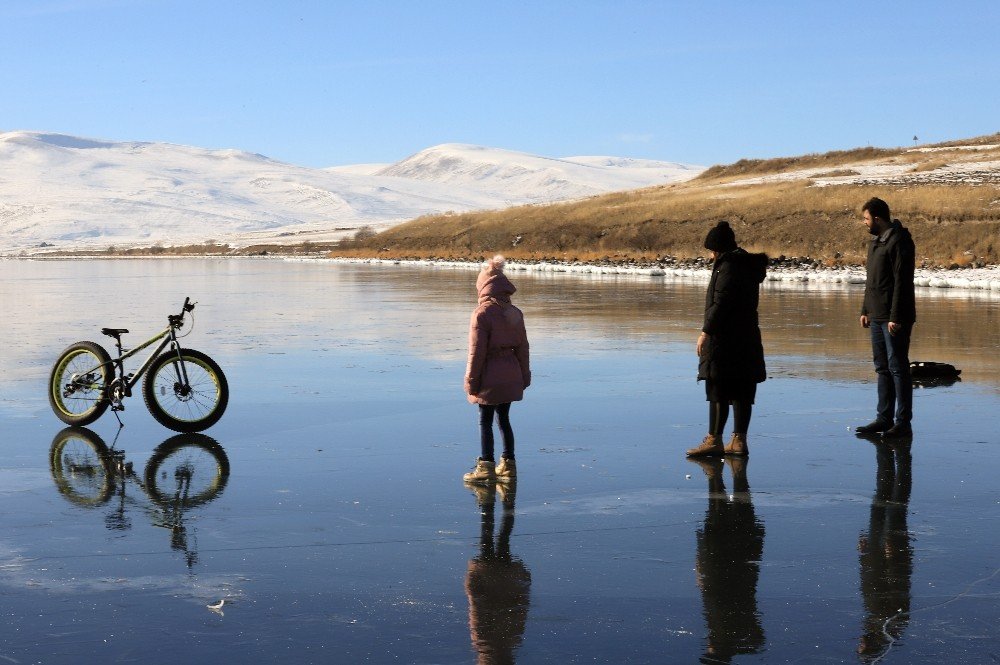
[
  {"xmin": 142, "ymin": 348, "xmax": 229, "ymax": 433},
  {"xmin": 49, "ymin": 426, "xmax": 114, "ymax": 507},
  {"xmin": 49, "ymin": 341, "xmax": 112, "ymax": 426},
  {"xmin": 144, "ymin": 434, "xmax": 230, "ymax": 507}
]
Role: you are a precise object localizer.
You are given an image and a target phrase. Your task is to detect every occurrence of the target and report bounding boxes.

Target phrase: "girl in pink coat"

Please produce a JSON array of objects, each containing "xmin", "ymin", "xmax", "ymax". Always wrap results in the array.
[{"xmin": 463, "ymin": 256, "xmax": 531, "ymax": 485}]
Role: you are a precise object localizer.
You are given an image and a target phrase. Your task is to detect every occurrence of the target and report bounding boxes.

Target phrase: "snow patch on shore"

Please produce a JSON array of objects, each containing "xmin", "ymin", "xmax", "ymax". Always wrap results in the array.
[{"xmin": 298, "ymin": 257, "xmax": 1000, "ymax": 295}]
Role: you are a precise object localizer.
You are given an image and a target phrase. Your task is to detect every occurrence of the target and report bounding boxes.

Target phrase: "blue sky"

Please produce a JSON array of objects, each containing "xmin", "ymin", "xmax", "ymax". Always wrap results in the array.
[{"xmin": 2, "ymin": 1, "xmax": 998, "ymax": 168}]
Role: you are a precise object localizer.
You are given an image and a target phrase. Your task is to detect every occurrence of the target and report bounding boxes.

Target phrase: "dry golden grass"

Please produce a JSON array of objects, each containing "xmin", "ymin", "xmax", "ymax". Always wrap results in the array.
[
  {"xmin": 344, "ymin": 177, "xmax": 1000, "ymax": 266},
  {"xmin": 338, "ymin": 132, "xmax": 1000, "ymax": 266},
  {"xmin": 910, "ymin": 159, "xmax": 950, "ymax": 173},
  {"xmin": 813, "ymin": 169, "xmax": 862, "ymax": 178},
  {"xmin": 696, "ymin": 146, "xmax": 896, "ymax": 181},
  {"xmin": 931, "ymin": 132, "xmax": 1000, "ymax": 148}
]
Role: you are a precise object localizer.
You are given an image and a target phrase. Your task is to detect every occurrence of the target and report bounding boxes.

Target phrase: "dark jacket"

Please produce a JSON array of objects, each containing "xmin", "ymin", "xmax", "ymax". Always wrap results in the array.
[
  {"xmin": 862, "ymin": 221, "xmax": 916, "ymax": 324},
  {"xmin": 698, "ymin": 249, "xmax": 768, "ymax": 385}
]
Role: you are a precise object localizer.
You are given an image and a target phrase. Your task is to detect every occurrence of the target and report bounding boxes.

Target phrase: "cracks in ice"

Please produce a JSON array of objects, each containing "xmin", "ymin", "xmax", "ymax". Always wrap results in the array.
[{"xmin": 871, "ymin": 565, "xmax": 1000, "ymax": 664}]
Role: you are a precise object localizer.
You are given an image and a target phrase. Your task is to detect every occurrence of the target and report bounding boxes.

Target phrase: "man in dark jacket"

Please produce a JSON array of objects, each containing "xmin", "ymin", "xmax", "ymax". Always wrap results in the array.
[{"xmin": 856, "ymin": 197, "xmax": 916, "ymax": 438}]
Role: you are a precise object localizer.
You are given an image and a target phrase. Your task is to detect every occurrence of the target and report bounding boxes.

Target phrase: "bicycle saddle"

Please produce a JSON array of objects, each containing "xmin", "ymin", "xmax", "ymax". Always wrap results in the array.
[{"xmin": 101, "ymin": 328, "xmax": 129, "ymax": 338}]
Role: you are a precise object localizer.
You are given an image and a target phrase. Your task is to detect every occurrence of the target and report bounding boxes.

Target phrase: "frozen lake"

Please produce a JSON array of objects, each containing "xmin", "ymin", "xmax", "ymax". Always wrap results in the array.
[{"xmin": 1, "ymin": 258, "xmax": 998, "ymax": 663}]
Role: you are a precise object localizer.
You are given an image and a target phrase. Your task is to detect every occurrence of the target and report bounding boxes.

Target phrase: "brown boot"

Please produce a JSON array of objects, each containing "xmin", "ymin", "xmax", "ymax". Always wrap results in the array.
[
  {"xmin": 688, "ymin": 458, "xmax": 725, "ymax": 493},
  {"xmin": 725, "ymin": 457, "xmax": 750, "ymax": 495},
  {"xmin": 686, "ymin": 434, "xmax": 724, "ymax": 457},
  {"xmin": 463, "ymin": 458, "xmax": 497, "ymax": 485},
  {"xmin": 724, "ymin": 433, "xmax": 748, "ymax": 457},
  {"xmin": 464, "ymin": 480, "xmax": 496, "ymax": 508},
  {"xmin": 494, "ymin": 456, "xmax": 517, "ymax": 483}
]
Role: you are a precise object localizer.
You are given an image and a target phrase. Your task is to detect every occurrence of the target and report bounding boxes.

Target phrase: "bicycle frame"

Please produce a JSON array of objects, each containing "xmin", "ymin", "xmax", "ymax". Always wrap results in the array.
[
  {"xmin": 109, "ymin": 325, "xmax": 188, "ymax": 398},
  {"xmin": 71, "ymin": 320, "xmax": 189, "ymax": 405}
]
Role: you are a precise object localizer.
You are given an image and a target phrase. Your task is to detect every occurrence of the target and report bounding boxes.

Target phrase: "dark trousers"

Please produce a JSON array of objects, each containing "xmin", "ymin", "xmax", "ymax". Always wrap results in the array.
[
  {"xmin": 870, "ymin": 321, "xmax": 913, "ymax": 425},
  {"xmin": 709, "ymin": 401, "xmax": 753, "ymax": 438},
  {"xmin": 479, "ymin": 403, "xmax": 514, "ymax": 461}
]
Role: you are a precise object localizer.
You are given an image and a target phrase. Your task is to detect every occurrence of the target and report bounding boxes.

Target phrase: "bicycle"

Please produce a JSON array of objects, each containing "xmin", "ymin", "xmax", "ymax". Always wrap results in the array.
[
  {"xmin": 49, "ymin": 297, "xmax": 229, "ymax": 433},
  {"xmin": 49, "ymin": 426, "xmax": 230, "ymax": 568}
]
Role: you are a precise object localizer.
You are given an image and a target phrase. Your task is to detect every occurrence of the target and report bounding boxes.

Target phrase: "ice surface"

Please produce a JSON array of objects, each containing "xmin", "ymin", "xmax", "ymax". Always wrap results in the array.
[{"xmin": 0, "ymin": 259, "xmax": 998, "ymax": 663}]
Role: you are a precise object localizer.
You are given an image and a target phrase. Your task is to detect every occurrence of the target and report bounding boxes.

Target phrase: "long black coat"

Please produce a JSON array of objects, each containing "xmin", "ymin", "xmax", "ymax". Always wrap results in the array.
[{"xmin": 698, "ymin": 249, "xmax": 768, "ymax": 389}]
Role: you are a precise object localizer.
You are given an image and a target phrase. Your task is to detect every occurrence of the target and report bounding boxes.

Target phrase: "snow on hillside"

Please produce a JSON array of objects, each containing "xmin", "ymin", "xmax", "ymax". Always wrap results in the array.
[
  {"xmin": 561, "ymin": 155, "xmax": 701, "ymax": 174},
  {"xmin": 325, "ymin": 162, "xmax": 391, "ymax": 176},
  {"xmin": 373, "ymin": 143, "xmax": 702, "ymax": 201},
  {"xmin": 715, "ymin": 144, "xmax": 1000, "ymax": 189},
  {"xmin": 0, "ymin": 132, "xmax": 703, "ymax": 254},
  {"xmin": 0, "ymin": 132, "xmax": 496, "ymax": 253}
]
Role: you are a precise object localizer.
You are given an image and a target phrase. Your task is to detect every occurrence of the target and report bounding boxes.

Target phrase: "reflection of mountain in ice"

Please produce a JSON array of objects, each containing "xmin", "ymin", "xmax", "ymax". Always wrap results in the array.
[
  {"xmin": 0, "ymin": 132, "xmax": 702, "ymax": 253},
  {"xmin": 0, "ymin": 539, "xmax": 242, "ymax": 604}
]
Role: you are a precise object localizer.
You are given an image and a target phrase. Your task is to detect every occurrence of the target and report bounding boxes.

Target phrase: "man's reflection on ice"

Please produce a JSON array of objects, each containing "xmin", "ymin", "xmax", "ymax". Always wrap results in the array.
[
  {"xmin": 856, "ymin": 436, "xmax": 913, "ymax": 663},
  {"xmin": 688, "ymin": 457, "xmax": 766, "ymax": 664},
  {"xmin": 464, "ymin": 482, "xmax": 531, "ymax": 665}
]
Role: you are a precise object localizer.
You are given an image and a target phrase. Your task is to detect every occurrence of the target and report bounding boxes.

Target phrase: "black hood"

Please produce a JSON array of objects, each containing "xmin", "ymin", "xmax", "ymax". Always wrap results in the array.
[
  {"xmin": 884, "ymin": 221, "xmax": 913, "ymax": 245},
  {"xmin": 718, "ymin": 248, "xmax": 769, "ymax": 284}
]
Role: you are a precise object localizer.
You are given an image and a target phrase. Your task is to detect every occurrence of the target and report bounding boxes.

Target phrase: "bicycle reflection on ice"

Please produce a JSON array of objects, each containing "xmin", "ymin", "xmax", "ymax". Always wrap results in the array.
[{"xmin": 49, "ymin": 426, "xmax": 230, "ymax": 569}]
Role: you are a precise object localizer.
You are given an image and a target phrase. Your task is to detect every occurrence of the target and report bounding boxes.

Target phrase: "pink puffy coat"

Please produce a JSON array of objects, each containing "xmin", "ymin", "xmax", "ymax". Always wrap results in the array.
[{"xmin": 465, "ymin": 268, "xmax": 531, "ymax": 405}]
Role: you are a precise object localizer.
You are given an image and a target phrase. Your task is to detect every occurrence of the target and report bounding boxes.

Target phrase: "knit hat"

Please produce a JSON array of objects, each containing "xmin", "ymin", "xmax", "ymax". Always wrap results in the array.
[
  {"xmin": 476, "ymin": 255, "xmax": 516, "ymax": 300},
  {"xmin": 704, "ymin": 221, "xmax": 737, "ymax": 252}
]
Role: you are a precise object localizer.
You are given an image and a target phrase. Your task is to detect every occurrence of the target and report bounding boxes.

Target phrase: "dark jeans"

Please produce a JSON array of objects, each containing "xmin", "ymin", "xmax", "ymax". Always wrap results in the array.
[
  {"xmin": 479, "ymin": 403, "xmax": 514, "ymax": 461},
  {"xmin": 870, "ymin": 321, "xmax": 913, "ymax": 425}
]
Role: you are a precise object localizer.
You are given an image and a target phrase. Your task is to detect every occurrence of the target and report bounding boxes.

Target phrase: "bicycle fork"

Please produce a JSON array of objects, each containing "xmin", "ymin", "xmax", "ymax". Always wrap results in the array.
[{"xmin": 167, "ymin": 338, "xmax": 193, "ymax": 397}]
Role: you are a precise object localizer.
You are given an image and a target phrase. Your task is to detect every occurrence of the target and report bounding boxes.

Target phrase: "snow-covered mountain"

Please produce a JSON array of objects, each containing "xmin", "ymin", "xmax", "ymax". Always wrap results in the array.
[
  {"xmin": 0, "ymin": 132, "xmax": 703, "ymax": 253},
  {"xmin": 374, "ymin": 143, "xmax": 701, "ymax": 201}
]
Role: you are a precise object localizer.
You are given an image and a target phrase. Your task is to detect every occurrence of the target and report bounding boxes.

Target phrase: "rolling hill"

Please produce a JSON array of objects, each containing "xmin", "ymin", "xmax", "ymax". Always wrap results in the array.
[
  {"xmin": 0, "ymin": 132, "xmax": 702, "ymax": 255},
  {"xmin": 343, "ymin": 134, "xmax": 1000, "ymax": 267}
]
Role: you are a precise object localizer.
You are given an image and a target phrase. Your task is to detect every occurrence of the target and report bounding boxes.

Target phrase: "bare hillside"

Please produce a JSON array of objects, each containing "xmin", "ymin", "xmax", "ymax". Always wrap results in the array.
[{"xmin": 341, "ymin": 134, "xmax": 1000, "ymax": 267}]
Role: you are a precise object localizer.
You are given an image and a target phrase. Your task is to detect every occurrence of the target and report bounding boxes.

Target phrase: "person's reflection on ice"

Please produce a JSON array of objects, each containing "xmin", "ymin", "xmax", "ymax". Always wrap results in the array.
[
  {"xmin": 464, "ymin": 482, "xmax": 531, "ymax": 665},
  {"xmin": 857, "ymin": 437, "xmax": 913, "ymax": 663},
  {"xmin": 688, "ymin": 457, "xmax": 765, "ymax": 664}
]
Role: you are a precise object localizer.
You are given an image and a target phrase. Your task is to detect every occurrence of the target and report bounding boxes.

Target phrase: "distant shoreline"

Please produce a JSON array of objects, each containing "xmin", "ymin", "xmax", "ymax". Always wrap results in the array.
[
  {"xmin": 312, "ymin": 256, "xmax": 1000, "ymax": 293},
  {"xmin": 6, "ymin": 253, "xmax": 998, "ymax": 293}
]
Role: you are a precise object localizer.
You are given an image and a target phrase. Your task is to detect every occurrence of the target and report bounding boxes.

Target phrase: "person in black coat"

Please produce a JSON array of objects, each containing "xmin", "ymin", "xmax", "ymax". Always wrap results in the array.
[
  {"xmin": 688, "ymin": 221, "xmax": 768, "ymax": 457},
  {"xmin": 855, "ymin": 197, "xmax": 916, "ymax": 439}
]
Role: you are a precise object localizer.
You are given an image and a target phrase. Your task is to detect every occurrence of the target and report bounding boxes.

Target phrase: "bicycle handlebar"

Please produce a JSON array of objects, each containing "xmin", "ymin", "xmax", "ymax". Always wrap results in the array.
[{"xmin": 169, "ymin": 297, "xmax": 197, "ymax": 328}]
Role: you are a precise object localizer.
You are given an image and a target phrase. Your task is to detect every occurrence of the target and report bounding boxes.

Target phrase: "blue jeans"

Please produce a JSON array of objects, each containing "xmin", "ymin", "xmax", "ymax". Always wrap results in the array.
[{"xmin": 870, "ymin": 321, "xmax": 912, "ymax": 425}]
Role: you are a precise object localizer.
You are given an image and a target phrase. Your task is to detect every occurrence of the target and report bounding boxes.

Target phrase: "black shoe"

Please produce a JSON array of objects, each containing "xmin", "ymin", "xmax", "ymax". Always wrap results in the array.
[
  {"xmin": 854, "ymin": 431, "xmax": 883, "ymax": 444},
  {"xmin": 855, "ymin": 419, "xmax": 892, "ymax": 435},
  {"xmin": 883, "ymin": 422, "xmax": 912, "ymax": 438}
]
